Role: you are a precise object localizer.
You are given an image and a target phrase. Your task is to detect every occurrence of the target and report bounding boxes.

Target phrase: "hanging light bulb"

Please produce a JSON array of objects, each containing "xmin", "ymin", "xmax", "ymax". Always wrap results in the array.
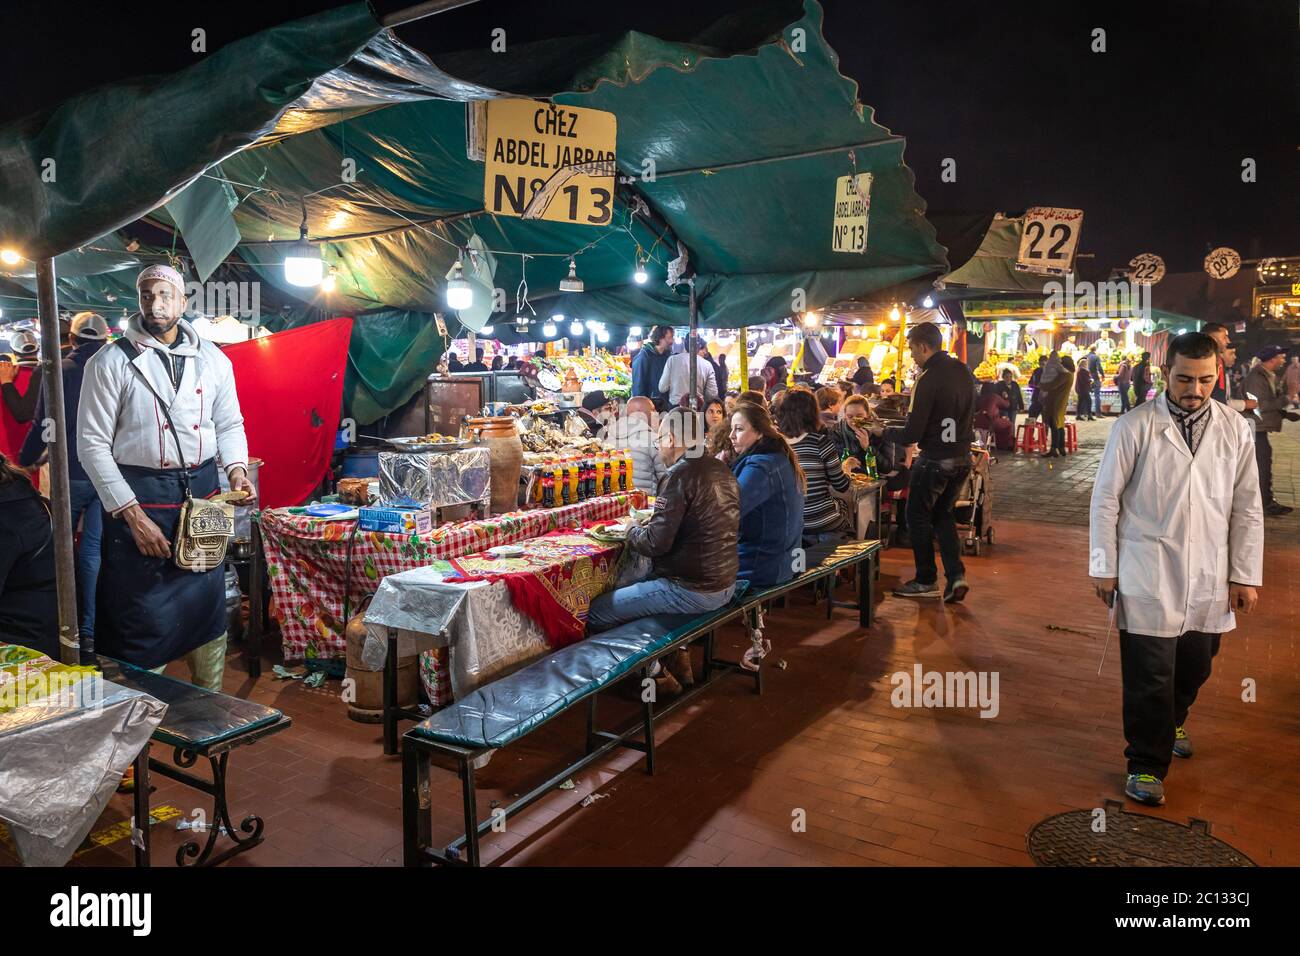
[
  {"xmin": 585, "ymin": 319, "xmax": 599, "ymax": 331},
  {"xmin": 445, "ymin": 257, "xmax": 473, "ymax": 311},
  {"xmin": 321, "ymin": 270, "xmax": 337, "ymax": 293},
  {"xmin": 598, "ymin": 330, "xmax": 610, "ymax": 344},
  {"xmin": 922, "ymin": 296, "xmax": 934, "ymax": 308},
  {"xmin": 569, "ymin": 320, "xmax": 584, "ymax": 337},
  {"xmin": 0, "ymin": 249, "xmax": 22, "ymax": 266},
  {"xmin": 542, "ymin": 321, "xmax": 557, "ymax": 338},
  {"xmin": 284, "ymin": 216, "xmax": 323, "ymax": 287},
  {"xmin": 118, "ymin": 317, "xmax": 130, "ymax": 331},
  {"xmin": 480, "ymin": 325, "xmax": 494, "ymax": 335},
  {"xmin": 633, "ymin": 260, "xmax": 648, "ymax": 284},
  {"xmin": 630, "ymin": 325, "xmax": 643, "ymax": 336},
  {"xmin": 889, "ymin": 307, "xmax": 902, "ymax": 322},
  {"xmin": 802, "ymin": 311, "xmax": 819, "ymax": 328},
  {"xmin": 559, "ymin": 257, "xmax": 584, "ymax": 293}
]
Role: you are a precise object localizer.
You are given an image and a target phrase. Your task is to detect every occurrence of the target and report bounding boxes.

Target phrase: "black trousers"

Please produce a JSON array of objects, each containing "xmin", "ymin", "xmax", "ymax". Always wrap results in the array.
[
  {"xmin": 1119, "ymin": 629, "xmax": 1218, "ymax": 779},
  {"xmin": 1254, "ymin": 431, "xmax": 1274, "ymax": 505},
  {"xmin": 905, "ymin": 457, "xmax": 969, "ymax": 585},
  {"xmin": 1050, "ymin": 425, "xmax": 1065, "ymax": 454},
  {"xmin": 1076, "ymin": 391, "xmax": 1091, "ymax": 419}
]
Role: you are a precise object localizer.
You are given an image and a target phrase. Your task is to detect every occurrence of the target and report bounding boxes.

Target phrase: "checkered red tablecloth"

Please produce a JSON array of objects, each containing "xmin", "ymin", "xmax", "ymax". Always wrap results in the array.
[{"xmin": 259, "ymin": 492, "xmax": 646, "ymax": 663}]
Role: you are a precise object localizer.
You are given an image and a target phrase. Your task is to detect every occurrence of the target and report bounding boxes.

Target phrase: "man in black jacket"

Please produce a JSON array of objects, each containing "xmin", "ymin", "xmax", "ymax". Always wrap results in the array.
[
  {"xmin": 886, "ymin": 322, "xmax": 977, "ymax": 603},
  {"xmin": 586, "ymin": 408, "xmax": 740, "ymax": 688},
  {"xmin": 0, "ymin": 452, "xmax": 57, "ymax": 658}
]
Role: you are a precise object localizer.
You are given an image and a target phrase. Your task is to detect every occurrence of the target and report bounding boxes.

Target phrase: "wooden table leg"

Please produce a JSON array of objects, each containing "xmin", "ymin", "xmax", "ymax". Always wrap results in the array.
[
  {"xmin": 132, "ymin": 743, "xmax": 151, "ymax": 868},
  {"xmin": 246, "ymin": 521, "xmax": 265, "ymax": 678}
]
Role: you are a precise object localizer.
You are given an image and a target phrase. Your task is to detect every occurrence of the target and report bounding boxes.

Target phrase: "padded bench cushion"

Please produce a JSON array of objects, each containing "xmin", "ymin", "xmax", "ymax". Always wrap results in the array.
[
  {"xmin": 411, "ymin": 604, "xmax": 739, "ymax": 749},
  {"xmin": 96, "ymin": 657, "xmax": 284, "ymax": 750},
  {"xmin": 742, "ymin": 539, "xmax": 881, "ymax": 607}
]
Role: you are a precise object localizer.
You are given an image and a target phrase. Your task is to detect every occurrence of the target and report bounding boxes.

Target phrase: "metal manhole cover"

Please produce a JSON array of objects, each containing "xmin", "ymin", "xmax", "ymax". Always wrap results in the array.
[{"xmin": 1027, "ymin": 801, "xmax": 1255, "ymax": 867}]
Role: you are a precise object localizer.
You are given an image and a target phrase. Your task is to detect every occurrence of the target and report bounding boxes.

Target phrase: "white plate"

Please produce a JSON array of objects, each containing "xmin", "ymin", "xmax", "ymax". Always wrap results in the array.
[
  {"xmin": 606, "ymin": 523, "xmax": 628, "ymax": 534},
  {"xmin": 486, "ymin": 545, "xmax": 525, "ymax": 557}
]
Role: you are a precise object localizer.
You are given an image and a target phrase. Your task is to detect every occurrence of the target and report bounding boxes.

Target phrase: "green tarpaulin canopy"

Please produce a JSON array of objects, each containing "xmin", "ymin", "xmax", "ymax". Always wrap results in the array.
[{"xmin": 0, "ymin": 0, "xmax": 949, "ymax": 422}]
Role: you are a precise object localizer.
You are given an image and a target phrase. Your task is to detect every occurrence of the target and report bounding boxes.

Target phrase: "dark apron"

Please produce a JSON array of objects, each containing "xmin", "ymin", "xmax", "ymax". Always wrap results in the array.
[{"xmin": 95, "ymin": 459, "xmax": 224, "ymax": 668}]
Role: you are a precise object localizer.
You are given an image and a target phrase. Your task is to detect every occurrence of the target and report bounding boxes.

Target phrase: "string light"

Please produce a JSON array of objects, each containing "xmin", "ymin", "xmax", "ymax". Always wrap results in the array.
[
  {"xmin": 445, "ymin": 257, "xmax": 473, "ymax": 310},
  {"xmin": 284, "ymin": 206, "xmax": 323, "ymax": 287},
  {"xmin": 559, "ymin": 258, "xmax": 584, "ymax": 293}
]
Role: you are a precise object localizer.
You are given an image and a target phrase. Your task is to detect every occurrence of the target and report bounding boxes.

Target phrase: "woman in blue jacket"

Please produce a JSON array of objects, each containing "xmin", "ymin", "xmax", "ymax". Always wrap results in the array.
[{"xmin": 729, "ymin": 401, "xmax": 805, "ymax": 587}]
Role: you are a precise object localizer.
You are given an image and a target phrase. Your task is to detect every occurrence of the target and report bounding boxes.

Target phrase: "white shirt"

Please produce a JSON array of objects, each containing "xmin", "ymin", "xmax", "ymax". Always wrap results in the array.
[
  {"xmin": 1089, "ymin": 397, "xmax": 1263, "ymax": 637},
  {"xmin": 658, "ymin": 352, "xmax": 718, "ymax": 407},
  {"xmin": 78, "ymin": 317, "xmax": 249, "ymax": 513}
]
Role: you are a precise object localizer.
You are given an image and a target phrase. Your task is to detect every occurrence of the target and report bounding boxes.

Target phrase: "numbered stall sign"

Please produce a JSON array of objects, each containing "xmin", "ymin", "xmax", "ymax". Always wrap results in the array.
[
  {"xmin": 1203, "ymin": 247, "xmax": 1242, "ymax": 280},
  {"xmin": 483, "ymin": 99, "xmax": 617, "ymax": 226},
  {"xmin": 1128, "ymin": 252, "xmax": 1166, "ymax": 285},
  {"xmin": 831, "ymin": 173, "xmax": 873, "ymax": 254},
  {"xmin": 1015, "ymin": 206, "xmax": 1084, "ymax": 276}
]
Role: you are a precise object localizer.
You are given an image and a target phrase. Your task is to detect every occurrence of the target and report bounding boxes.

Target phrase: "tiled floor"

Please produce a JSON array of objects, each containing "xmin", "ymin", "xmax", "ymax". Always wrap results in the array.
[{"xmin": 16, "ymin": 417, "xmax": 1300, "ymax": 867}]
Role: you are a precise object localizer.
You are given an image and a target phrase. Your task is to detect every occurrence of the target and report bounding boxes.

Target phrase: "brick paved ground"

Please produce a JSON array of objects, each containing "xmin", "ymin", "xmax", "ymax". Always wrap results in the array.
[{"xmin": 13, "ymin": 415, "xmax": 1300, "ymax": 868}]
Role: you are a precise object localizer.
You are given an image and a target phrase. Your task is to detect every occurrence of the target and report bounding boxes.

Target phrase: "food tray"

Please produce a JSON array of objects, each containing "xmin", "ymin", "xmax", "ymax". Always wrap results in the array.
[{"xmin": 386, "ymin": 436, "xmax": 475, "ymax": 453}]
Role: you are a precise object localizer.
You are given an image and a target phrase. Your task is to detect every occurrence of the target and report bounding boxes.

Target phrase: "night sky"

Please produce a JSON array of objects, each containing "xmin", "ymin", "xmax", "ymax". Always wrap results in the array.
[{"xmin": 1, "ymin": 0, "xmax": 1295, "ymax": 273}]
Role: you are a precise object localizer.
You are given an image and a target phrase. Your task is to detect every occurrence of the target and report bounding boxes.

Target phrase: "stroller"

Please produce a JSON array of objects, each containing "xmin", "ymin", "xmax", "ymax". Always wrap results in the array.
[{"xmin": 954, "ymin": 445, "xmax": 994, "ymax": 556}]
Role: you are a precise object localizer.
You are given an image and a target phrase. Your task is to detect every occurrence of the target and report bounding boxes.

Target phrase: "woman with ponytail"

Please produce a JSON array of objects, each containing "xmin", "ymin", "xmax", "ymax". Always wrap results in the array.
[{"xmin": 728, "ymin": 402, "xmax": 805, "ymax": 587}]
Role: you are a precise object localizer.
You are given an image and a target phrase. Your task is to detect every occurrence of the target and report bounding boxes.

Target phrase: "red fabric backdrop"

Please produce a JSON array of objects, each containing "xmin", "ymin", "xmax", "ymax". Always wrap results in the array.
[
  {"xmin": 0, "ymin": 366, "xmax": 35, "ymax": 463},
  {"xmin": 223, "ymin": 317, "xmax": 353, "ymax": 508}
]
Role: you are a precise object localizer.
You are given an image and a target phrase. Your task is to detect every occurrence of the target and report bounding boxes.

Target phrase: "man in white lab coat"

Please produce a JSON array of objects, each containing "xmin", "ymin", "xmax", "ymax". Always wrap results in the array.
[
  {"xmin": 78, "ymin": 264, "xmax": 255, "ymax": 690},
  {"xmin": 1089, "ymin": 332, "xmax": 1263, "ymax": 807}
]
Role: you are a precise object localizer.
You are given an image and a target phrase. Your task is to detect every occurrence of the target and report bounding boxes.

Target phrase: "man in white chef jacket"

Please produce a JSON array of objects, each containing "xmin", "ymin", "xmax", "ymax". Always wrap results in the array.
[
  {"xmin": 78, "ymin": 264, "xmax": 255, "ymax": 690},
  {"xmin": 1089, "ymin": 332, "xmax": 1262, "ymax": 807}
]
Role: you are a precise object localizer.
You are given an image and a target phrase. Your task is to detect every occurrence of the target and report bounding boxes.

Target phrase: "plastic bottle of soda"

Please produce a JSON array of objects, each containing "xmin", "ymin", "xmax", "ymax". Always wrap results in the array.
[{"xmin": 541, "ymin": 465, "xmax": 556, "ymax": 508}]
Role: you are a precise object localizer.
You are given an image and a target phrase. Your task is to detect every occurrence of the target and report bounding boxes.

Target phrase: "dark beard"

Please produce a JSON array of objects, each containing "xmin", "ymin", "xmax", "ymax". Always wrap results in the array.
[{"xmin": 141, "ymin": 312, "xmax": 180, "ymax": 338}]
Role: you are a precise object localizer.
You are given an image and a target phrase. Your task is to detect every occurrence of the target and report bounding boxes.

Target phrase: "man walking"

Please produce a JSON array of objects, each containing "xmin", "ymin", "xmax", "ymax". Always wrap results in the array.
[
  {"xmin": 659, "ymin": 332, "xmax": 718, "ymax": 409},
  {"xmin": 887, "ymin": 322, "xmax": 977, "ymax": 603},
  {"xmin": 1245, "ymin": 345, "xmax": 1296, "ymax": 516},
  {"xmin": 1085, "ymin": 345, "xmax": 1103, "ymax": 417},
  {"xmin": 1090, "ymin": 332, "xmax": 1262, "ymax": 807},
  {"xmin": 1114, "ymin": 355, "xmax": 1132, "ymax": 414},
  {"xmin": 17, "ymin": 312, "xmax": 109, "ymax": 654},
  {"xmin": 631, "ymin": 325, "xmax": 674, "ymax": 410},
  {"xmin": 79, "ymin": 264, "xmax": 255, "ymax": 690}
]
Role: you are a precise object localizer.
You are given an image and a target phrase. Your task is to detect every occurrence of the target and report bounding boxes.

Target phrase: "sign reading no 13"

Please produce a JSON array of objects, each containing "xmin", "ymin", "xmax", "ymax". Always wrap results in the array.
[
  {"xmin": 484, "ymin": 99, "xmax": 617, "ymax": 226},
  {"xmin": 832, "ymin": 173, "xmax": 873, "ymax": 254}
]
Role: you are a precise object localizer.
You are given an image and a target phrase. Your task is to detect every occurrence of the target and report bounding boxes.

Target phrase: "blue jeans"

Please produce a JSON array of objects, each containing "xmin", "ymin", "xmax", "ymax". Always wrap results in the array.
[
  {"xmin": 587, "ymin": 577, "xmax": 735, "ymax": 632},
  {"xmin": 68, "ymin": 479, "xmax": 102, "ymax": 644}
]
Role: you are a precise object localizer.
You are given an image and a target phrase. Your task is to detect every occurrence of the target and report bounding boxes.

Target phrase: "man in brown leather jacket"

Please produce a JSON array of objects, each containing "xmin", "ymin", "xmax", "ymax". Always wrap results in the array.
[{"xmin": 587, "ymin": 409, "xmax": 740, "ymax": 685}]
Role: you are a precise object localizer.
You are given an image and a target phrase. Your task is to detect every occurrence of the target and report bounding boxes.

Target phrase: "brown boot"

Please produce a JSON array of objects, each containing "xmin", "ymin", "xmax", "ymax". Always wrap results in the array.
[
  {"xmin": 665, "ymin": 647, "xmax": 695, "ymax": 687},
  {"xmin": 652, "ymin": 664, "xmax": 682, "ymax": 697}
]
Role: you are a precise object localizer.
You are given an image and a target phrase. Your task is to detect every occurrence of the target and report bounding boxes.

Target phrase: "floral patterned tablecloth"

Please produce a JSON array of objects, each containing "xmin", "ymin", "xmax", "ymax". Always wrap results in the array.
[{"xmin": 258, "ymin": 493, "xmax": 646, "ymax": 664}]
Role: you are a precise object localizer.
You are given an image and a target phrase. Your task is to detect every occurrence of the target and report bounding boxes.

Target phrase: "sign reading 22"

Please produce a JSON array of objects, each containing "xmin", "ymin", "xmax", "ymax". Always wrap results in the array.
[{"xmin": 1023, "ymin": 220, "xmax": 1073, "ymax": 262}]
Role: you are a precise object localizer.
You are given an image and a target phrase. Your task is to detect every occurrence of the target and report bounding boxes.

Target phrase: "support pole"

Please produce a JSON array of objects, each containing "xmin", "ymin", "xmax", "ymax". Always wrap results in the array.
[
  {"xmin": 687, "ymin": 278, "xmax": 697, "ymax": 410},
  {"xmin": 35, "ymin": 258, "xmax": 81, "ymax": 664},
  {"xmin": 738, "ymin": 326, "xmax": 748, "ymax": 389}
]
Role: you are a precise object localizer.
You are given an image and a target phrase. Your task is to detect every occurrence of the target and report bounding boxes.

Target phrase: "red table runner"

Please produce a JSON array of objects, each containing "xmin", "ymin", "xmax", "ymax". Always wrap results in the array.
[{"xmin": 445, "ymin": 530, "xmax": 624, "ymax": 648}]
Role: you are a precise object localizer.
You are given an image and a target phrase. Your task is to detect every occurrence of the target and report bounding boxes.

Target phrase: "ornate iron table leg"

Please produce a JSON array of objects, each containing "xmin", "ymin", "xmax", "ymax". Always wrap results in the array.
[{"xmin": 171, "ymin": 748, "xmax": 266, "ymax": 867}]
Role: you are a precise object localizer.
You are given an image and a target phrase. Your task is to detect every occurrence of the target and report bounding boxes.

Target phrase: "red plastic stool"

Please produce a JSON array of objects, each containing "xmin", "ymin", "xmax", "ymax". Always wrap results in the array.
[
  {"xmin": 1017, "ymin": 420, "xmax": 1047, "ymax": 453},
  {"xmin": 1064, "ymin": 422, "xmax": 1078, "ymax": 453}
]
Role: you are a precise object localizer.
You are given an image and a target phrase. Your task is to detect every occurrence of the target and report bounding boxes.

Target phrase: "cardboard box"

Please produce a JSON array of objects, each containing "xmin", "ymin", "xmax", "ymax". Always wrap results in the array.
[{"xmin": 356, "ymin": 505, "xmax": 433, "ymax": 536}]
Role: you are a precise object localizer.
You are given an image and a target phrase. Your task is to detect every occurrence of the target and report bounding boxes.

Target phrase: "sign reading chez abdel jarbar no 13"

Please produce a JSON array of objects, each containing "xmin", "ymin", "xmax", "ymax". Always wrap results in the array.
[{"xmin": 483, "ymin": 99, "xmax": 617, "ymax": 226}]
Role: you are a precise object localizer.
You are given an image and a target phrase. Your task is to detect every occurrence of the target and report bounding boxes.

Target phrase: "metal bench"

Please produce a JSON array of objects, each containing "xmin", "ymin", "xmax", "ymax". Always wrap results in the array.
[
  {"xmin": 400, "ymin": 598, "xmax": 751, "ymax": 867},
  {"xmin": 96, "ymin": 657, "xmax": 292, "ymax": 867}
]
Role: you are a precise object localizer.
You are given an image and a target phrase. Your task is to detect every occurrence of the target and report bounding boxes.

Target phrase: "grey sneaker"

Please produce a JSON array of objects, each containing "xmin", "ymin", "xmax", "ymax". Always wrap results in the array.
[
  {"xmin": 893, "ymin": 579, "xmax": 941, "ymax": 598},
  {"xmin": 1125, "ymin": 773, "xmax": 1166, "ymax": 806},
  {"xmin": 944, "ymin": 578, "xmax": 970, "ymax": 603},
  {"xmin": 1173, "ymin": 726, "xmax": 1193, "ymax": 759}
]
